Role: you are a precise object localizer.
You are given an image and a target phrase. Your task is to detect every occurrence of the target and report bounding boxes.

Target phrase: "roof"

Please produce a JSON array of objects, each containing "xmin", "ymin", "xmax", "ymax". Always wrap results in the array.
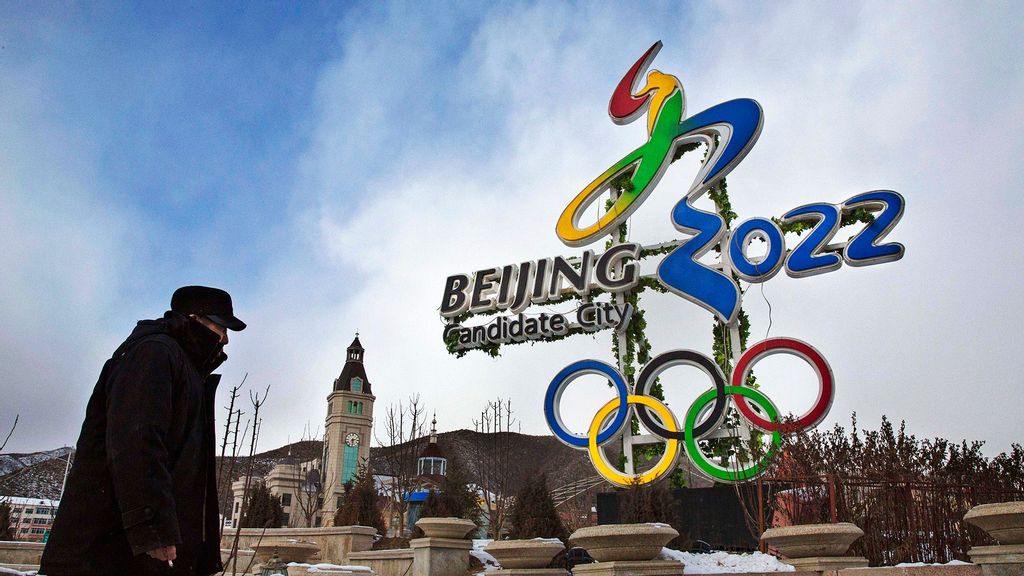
[
  {"xmin": 334, "ymin": 362, "xmax": 371, "ymax": 394},
  {"xmin": 3, "ymin": 496, "xmax": 60, "ymax": 507},
  {"xmin": 419, "ymin": 442, "xmax": 444, "ymax": 459},
  {"xmin": 406, "ymin": 491, "xmax": 429, "ymax": 503},
  {"xmin": 333, "ymin": 335, "xmax": 372, "ymax": 394}
]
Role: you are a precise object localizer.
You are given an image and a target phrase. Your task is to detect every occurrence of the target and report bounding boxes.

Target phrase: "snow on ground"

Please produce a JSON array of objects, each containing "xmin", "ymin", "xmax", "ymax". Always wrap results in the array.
[
  {"xmin": 894, "ymin": 560, "xmax": 971, "ymax": 567},
  {"xmin": 471, "ymin": 539, "xmax": 500, "ymax": 572},
  {"xmin": 286, "ymin": 562, "xmax": 373, "ymax": 573},
  {"xmin": 0, "ymin": 568, "xmax": 36, "ymax": 576},
  {"xmin": 471, "ymin": 538, "xmax": 794, "ymax": 574},
  {"xmin": 658, "ymin": 548, "xmax": 795, "ymax": 573}
]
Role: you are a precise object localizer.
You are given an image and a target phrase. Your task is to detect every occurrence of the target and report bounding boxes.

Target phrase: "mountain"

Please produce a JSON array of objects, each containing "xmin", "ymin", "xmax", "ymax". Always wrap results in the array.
[
  {"xmin": 0, "ymin": 447, "xmax": 73, "ymax": 477},
  {"xmin": 1, "ymin": 430, "xmax": 708, "ymax": 504},
  {"xmin": 0, "ymin": 448, "xmax": 73, "ymax": 500},
  {"xmin": 0, "ymin": 431, "xmax": 597, "ymax": 502}
]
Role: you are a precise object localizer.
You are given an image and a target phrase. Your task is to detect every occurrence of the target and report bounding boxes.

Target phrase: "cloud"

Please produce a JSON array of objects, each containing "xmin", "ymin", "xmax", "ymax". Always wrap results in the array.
[
  {"xmin": 3, "ymin": 2, "xmax": 1022, "ymax": 461},
  {"xmin": 0, "ymin": 56, "xmax": 143, "ymax": 448},
  {"xmin": 235, "ymin": 1, "xmax": 1024, "ymax": 456}
]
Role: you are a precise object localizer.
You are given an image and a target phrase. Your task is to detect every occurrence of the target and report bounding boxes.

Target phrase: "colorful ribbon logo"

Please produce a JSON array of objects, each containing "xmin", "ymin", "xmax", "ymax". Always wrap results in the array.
[
  {"xmin": 543, "ymin": 338, "xmax": 833, "ymax": 486},
  {"xmin": 555, "ymin": 41, "xmax": 764, "ymax": 322}
]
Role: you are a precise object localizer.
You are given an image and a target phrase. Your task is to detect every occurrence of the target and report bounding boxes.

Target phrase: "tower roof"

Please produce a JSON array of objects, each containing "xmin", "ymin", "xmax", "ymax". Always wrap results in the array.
[
  {"xmin": 333, "ymin": 333, "xmax": 372, "ymax": 394},
  {"xmin": 419, "ymin": 414, "xmax": 444, "ymax": 459}
]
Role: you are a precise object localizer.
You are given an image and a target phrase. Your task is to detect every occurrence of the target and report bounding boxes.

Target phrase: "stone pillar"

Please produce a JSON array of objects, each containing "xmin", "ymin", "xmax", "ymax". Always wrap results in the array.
[
  {"xmin": 567, "ymin": 523, "xmax": 680, "ymax": 576},
  {"xmin": 484, "ymin": 539, "xmax": 566, "ymax": 575},
  {"xmin": 334, "ymin": 525, "xmax": 377, "ymax": 563},
  {"xmin": 571, "ymin": 560, "xmax": 681, "ymax": 576},
  {"xmin": 964, "ymin": 501, "xmax": 1024, "ymax": 576},
  {"xmin": 410, "ymin": 537, "xmax": 472, "ymax": 576},
  {"xmin": 760, "ymin": 522, "xmax": 869, "ymax": 571}
]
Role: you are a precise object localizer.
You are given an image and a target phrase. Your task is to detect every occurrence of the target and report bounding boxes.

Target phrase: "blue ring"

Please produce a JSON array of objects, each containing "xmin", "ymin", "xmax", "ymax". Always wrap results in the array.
[
  {"xmin": 729, "ymin": 217, "xmax": 784, "ymax": 280},
  {"xmin": 544, "ymin": 359, "xmax": 629, "ymax": 448}
]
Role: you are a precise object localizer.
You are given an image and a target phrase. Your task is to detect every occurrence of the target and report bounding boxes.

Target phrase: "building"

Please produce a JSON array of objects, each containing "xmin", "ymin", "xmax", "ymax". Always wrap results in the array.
[
  {"xmin": 321, "ymin": 335, "xmax": 375, "ymax": 523},
  {"xmin": 230, "ymin": 334, "xmax": 375, "ymax": 528},
  {"xmin": 402, "ymin": 416, "xmax": 448, "ymax": 531},
  {"xmin": 4, "ymin": 497, "xmax": 59, "ymax": 542}
]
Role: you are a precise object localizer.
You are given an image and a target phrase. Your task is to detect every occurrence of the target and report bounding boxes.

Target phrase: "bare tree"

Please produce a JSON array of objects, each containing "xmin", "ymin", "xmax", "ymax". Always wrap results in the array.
[
  {"xmin": 1, "ymin": 414, "xmax": 18, "ymax": 452},
  {"xmin": 226, "ymin": 384, "xmax": 269, "ymax": 576},
  {"xmin": 374, "ymin": 395, "xmax": 427, "ymax": 537},
  {"xmin": 292, "ymin": 424, "xmax": 332, "ymax": 528},
  {"xmin": 471, "ymin": 398, "xmax": 517, "ymax": 539},
  {"xmin": 216, "ymin": 378, "xmax": 245, "ymax": 541}
]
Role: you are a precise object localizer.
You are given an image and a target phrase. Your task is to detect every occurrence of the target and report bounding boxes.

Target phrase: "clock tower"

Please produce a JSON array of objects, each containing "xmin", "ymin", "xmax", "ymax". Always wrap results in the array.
[{"xmin": 321, "ymin": 334, "xmax": 375, "ymax": 524}]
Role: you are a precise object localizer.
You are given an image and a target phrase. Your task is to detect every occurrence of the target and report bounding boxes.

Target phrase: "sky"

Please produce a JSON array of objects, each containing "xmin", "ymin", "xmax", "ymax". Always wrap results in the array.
[{"xmin": 1, "ymin": 1, "xmax": 1022, "ymax": 459}]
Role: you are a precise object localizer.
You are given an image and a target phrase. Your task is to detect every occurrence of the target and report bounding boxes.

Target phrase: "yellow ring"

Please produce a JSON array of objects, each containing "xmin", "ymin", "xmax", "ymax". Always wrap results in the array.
[{"xmin": 587, "ymin": 394, "xmax": 680, "ymax": 486}]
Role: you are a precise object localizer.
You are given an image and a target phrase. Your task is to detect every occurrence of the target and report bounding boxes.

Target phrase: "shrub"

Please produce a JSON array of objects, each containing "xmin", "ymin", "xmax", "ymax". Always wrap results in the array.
[
  {"xmin": 508, "ymin": 472, "xmax": 567, "ymax": 541},
  {"xmin": 240, "ymin": 482, "xmax": 285, "ymax": 528}
]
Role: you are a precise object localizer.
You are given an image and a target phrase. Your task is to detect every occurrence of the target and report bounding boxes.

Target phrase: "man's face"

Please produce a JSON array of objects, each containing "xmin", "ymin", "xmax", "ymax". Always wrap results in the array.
[{"xmin": 194, "ymin": 315, "xmax": 229, "ymax": 345}]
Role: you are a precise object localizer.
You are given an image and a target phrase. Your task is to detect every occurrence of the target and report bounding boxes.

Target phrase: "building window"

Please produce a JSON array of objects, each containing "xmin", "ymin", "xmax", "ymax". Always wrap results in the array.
[
  {"xmin": 351, "ymin": 377, "xmax": 362, "ymax": 392},
  {"xmin": 283, "ymin": 513, "xmax": 290, "ymax": 525},
  {"xmin": 337, "ymin": 496, "xmax": 343, "ymax": 509},
  {"xmin": 315, "ymin": 517, "xmax": 322, "ymax": 527},
  {"xmin": 281, "ymin": 493, "xmax": 291, "ymax": 506},
  {"xmin": 418, "ymin": 457, "xmax": 447, "ymax": 476},
  {"xmin": 235, "ymin": 502, "xmax": 240, "ymax": 513},
  {"xmin": 342, "ymin": 444, "xmax": 359, "ymax": 484}
]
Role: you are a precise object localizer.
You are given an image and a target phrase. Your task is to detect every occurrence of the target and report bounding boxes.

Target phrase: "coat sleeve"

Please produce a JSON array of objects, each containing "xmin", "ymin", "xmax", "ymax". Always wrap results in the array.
[{"xmin": 105, "ymin": 339, "xmax": 181, "ymax": 556}]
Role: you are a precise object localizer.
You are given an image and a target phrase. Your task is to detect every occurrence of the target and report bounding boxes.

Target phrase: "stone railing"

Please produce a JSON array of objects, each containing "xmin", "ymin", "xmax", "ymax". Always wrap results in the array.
[
  {"xmin": 221, "ymin": 525, "xmax": 375, "ymax": 564},
  {"xmin": 346, "ymin": 547, "xmax": 414, "ymax": 576},
  {"xmin": 0, "ymin": 540, "xmax": 45, "ymax": 573}
]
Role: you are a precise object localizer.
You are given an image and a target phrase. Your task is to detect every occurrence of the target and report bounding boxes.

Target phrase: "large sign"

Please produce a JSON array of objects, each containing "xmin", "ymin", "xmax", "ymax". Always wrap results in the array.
[{"xmin": 441, "ymin": 41, "xmax": 904, "ymax": 487}]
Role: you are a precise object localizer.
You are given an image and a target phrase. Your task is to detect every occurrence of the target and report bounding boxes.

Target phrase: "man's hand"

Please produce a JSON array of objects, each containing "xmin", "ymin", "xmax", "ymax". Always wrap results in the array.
[{"xmin": 146, "ymin": 545, "xmax": 177, "ymax": 563}]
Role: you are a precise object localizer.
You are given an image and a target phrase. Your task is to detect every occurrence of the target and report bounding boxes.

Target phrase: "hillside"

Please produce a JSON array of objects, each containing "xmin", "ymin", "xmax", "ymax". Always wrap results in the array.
[
  {"xmin": 0, "ymin": 430, "xmax": 598, "ymax": 503},
  {"xmin": 1, "ymin": 428, "xmax": 721, "ymax": 509}
]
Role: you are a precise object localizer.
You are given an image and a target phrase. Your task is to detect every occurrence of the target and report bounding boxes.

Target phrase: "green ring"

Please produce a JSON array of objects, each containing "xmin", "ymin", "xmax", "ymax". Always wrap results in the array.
[{"xmin": 684, "ymin": 385, "xmax": 782, "ymax": 483}]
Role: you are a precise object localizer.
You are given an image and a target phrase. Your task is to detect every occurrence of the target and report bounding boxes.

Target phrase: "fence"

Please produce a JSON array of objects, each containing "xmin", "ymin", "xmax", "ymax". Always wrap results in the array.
[{"xmin": 751, "ymin": 475, "xmax": 1023, "ymax": 566}]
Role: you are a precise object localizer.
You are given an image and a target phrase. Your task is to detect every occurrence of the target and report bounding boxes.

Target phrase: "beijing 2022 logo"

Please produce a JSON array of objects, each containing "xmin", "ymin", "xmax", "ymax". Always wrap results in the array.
[{"xmin": 544, "ymin": 41, "xmax": 905, "ymax": 486}]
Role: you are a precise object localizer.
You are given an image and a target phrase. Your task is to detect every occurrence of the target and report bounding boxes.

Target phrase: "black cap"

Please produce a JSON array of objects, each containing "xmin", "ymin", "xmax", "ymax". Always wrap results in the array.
[{"xmin": 170, "ymin": 286, "xmax": 247, "ymax": 331}]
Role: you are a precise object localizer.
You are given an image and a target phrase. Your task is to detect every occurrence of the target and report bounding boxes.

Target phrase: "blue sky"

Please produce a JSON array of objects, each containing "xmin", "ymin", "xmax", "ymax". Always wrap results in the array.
[{"xmin": 2, "ymin": 2, "xmax": 1023, "ymax": 457}]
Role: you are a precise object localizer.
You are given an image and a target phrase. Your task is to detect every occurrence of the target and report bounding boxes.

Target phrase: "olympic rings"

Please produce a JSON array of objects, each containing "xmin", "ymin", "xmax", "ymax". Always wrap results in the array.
[
  {"xmin": 543, "ymin": 337, "xmax": 834, "ymax": 486},
  {"xmin": 685, "ymin": 386, "xmax": 781, "ymax": 482},
  {"xmin": 635, "ymin": 349, "xmax": 728, "ymax": 441},
  {"xmin": 731, "ymin": 338, "xmax": 833, "ymax": 433},
  {"xmin": 588, "ymin": 395, "xmax": 681, "ymax": 486},
  {"xmin": 544, "ymin": 359, "xmax": 629, "ymax": 448}
]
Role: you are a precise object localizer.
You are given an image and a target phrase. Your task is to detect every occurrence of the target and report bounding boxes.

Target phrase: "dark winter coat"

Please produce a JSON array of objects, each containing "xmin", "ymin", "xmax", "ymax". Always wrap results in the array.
[{"xmin": 40, "ymin": 313, "xmax": 226, "ymax": 576}]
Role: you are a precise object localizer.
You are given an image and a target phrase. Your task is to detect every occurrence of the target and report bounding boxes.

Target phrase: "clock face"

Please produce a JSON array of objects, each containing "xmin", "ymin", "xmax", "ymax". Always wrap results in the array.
[{"xmin": 345, "ymin": 432, "xmax": 360, "ymax": 447}]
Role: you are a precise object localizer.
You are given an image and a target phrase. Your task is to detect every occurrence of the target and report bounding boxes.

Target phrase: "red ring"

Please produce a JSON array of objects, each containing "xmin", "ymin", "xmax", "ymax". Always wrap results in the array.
[{"xmin": 731, "ymin": 337, "xmax": 833, "ymax": 433}]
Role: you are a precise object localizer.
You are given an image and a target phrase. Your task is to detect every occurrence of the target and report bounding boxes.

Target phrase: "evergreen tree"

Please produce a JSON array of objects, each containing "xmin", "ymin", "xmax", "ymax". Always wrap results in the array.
[
  {"xmin": 412, "ymin": 458, "xmax": 481, "ymax": 536},
  {"xmin": 240, "ymin": 482, "xmax": 285, "ymax": 528},
  {"xmin": 508, "ymin": 472, "xmax": 567, "ymax": 541},
  {"xmin": 334, "ymin": 466, "xmax": 386, "ymax": 534},
  {"xmin": 0, "ymin": 499, "xmax": 13, "ymax": 541}
]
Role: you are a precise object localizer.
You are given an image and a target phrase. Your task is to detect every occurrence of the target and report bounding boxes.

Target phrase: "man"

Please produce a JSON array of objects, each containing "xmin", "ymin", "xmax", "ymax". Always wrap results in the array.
[{"xmin": 41, "ymin": 286, "xmax": 246, "ymax": 575}]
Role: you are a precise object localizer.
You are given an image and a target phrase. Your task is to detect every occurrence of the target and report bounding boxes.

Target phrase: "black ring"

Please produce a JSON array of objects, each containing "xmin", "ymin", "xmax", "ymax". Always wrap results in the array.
[{"xmin": 635, "ymin": 349, "xmax": 728, "ymax": 441}]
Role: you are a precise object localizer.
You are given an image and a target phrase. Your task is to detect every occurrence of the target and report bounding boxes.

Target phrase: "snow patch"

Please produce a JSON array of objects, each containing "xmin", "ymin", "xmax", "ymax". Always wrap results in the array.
[
  {"xmin": 286, "ymin": 562, "xmax": 373, "ymax": 573},
  {"xmin": 894, "ymin": 560, "xmax": 971, "ymax": 567},
  {"xmin": 471, "ymin": 539, "xmax": 501, "ymax": 572},
  {"xmin": 0, "ymin": 448, "xmax": 73, "ymax": 477},
  {"xmin": 658, "ymin": 548, "xmax": 795, "ymax": 573},
  {"xmin": 0, "ymin": 567, "xmax": 37, "ymax": 576}
]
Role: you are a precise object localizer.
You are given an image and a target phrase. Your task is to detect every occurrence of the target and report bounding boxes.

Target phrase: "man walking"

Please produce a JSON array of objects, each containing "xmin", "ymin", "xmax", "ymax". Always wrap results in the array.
[{"xmin": 41, "ymin": 286, "xmax": 246, "ymax": 575}]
